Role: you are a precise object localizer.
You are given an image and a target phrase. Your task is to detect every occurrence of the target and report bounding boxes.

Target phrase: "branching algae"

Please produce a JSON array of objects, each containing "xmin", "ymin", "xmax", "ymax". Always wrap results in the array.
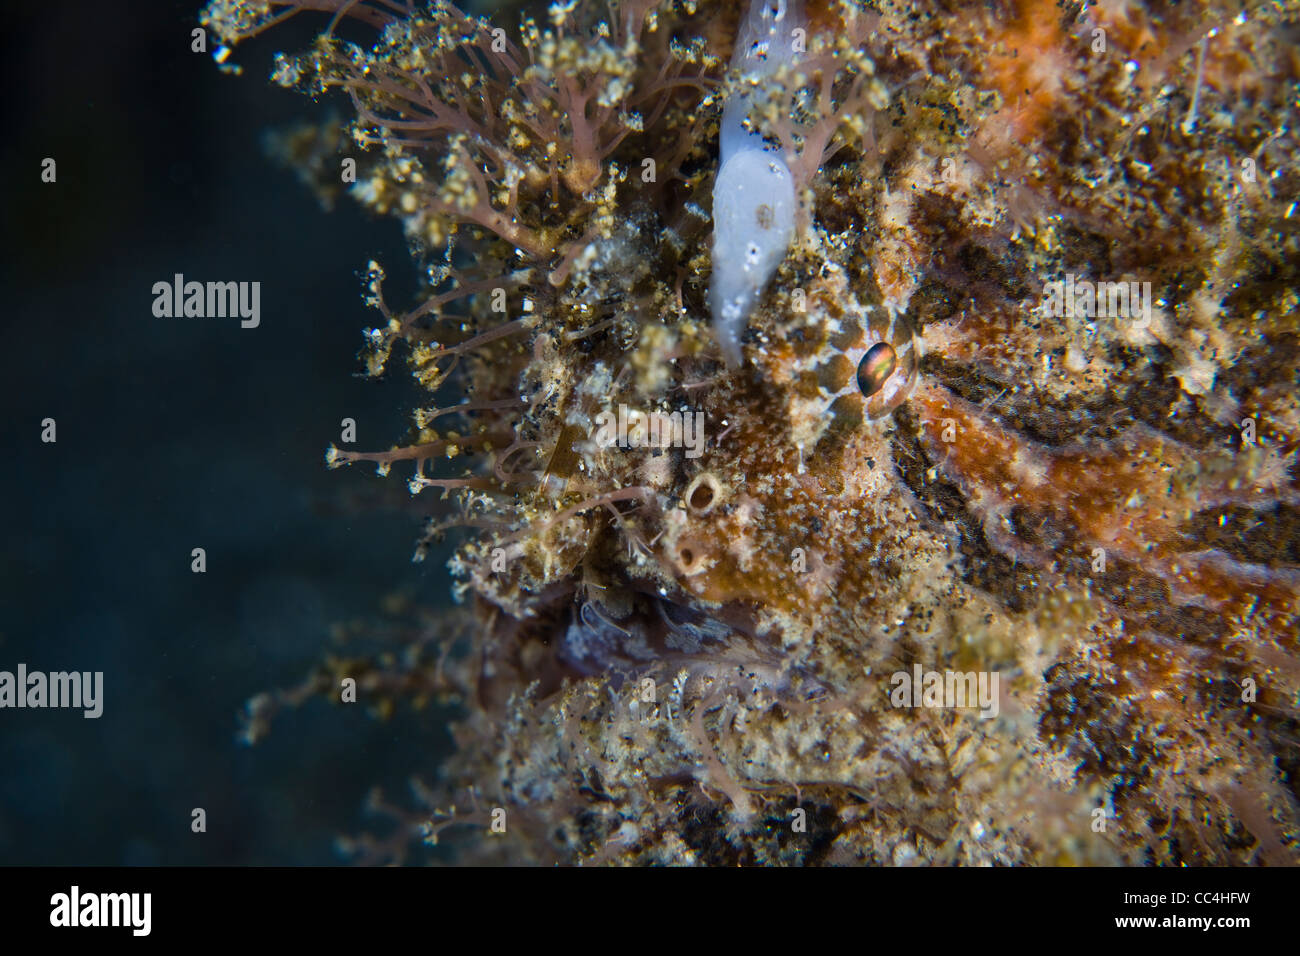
[{"xmin": 207, "ymin": 0, "xmax": 1300, "ymax": 865}]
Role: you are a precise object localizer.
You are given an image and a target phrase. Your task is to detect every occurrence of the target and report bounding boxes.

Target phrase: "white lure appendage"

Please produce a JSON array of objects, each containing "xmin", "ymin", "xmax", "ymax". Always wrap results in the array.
[
  {"xmin": 708, "ymin": 151, "xmax": 796, "ymax": 366},
  {"xmin": 709, "ymin": 0, "xmax": 804, "ymax": 367}
]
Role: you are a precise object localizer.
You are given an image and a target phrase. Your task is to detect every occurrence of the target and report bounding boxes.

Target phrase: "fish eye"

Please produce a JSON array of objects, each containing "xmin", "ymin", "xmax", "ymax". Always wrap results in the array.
[
  {"xmin": 854, "ymin": 313, "xmax": 918, "ymax": 420},
  {"xmin": 857, "ymin": 342, "xmax": 899, "ymax": 398}
]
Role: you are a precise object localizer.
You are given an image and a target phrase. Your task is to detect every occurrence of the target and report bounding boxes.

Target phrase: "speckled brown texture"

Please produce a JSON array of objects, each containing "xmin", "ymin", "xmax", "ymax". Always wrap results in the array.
[{"xmin": 210, "ymin": 0, "xmax": 1300, "ymax": 865}]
